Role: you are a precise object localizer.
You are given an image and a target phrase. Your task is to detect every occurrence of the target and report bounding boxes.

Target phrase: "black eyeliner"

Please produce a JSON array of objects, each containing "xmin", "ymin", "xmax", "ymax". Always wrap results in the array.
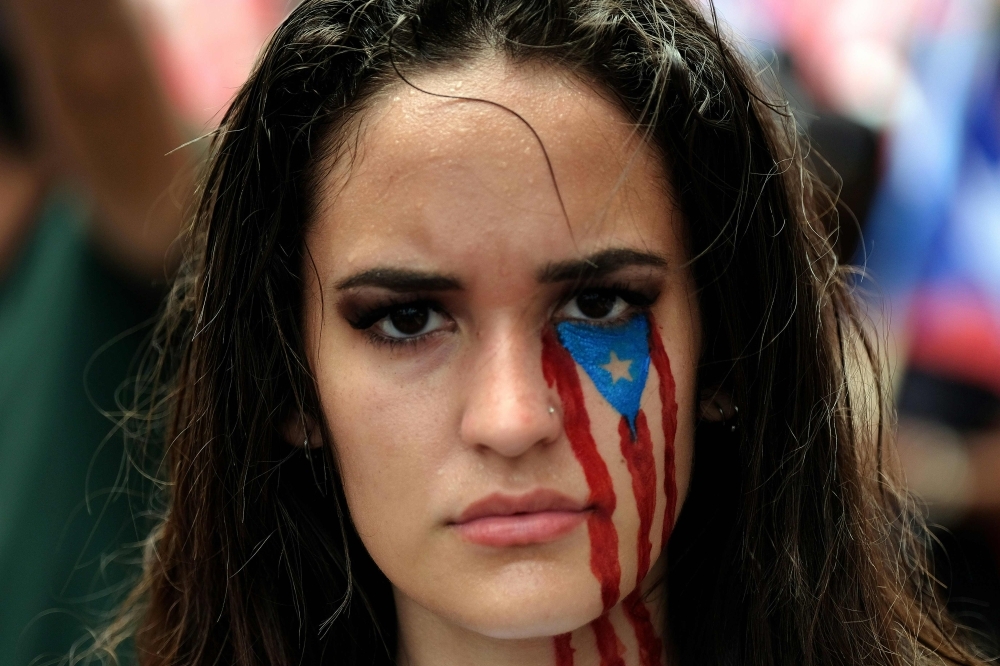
[
  {"xmin": 344, "ymin": 296, "xmax": 440, "ymax": 330},
  {"xmin": 561, "ymin": 279, "xmax": 661, "ymax": 310}
]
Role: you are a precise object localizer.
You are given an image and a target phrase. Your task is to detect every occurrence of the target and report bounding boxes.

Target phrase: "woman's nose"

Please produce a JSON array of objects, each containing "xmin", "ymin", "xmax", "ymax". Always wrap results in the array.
[{"xmin": 459, "ymin": 325, "xmax": 562, "ymax": 458}]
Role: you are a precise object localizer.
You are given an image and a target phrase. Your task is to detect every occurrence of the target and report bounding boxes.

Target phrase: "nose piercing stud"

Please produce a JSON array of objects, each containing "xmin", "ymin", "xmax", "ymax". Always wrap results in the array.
[{"xmin": 548, "ymin": 406, "xmax": 556, "ymax": 415}]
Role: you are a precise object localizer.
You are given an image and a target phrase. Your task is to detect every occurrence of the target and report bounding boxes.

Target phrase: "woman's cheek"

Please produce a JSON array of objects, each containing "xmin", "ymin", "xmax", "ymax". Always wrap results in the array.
[
  {"xmin": 541, "ymin": 313, "xmax": 681, "ymax": 606},
  {"xmin": 542, "ymin": 314, "xmax": 679, "ymax": 663},
  {"xmin": 321, "ymin": 361, "xmax": 441, "ymax": 563}
]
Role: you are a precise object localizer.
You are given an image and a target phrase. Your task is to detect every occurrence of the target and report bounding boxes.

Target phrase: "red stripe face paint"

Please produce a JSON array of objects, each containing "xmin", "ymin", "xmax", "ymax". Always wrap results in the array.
[
  {"xmin": 543, "ymin": 316, "xmax": 673, "ymax": 666},
  {"xmin": 541, "ymin": 328, "xmax": 621, "ymax": 611},
  {"xmin": 591, "ymin": 615, "xmax": 626, "ymax": 666},
  {"xmin": 554, "ymin": 633, "xmax": 575, "ymax": 666},
  {"xmin": 619, "ymin": 410, "xmax": 664, "ymax": 666},
  {"xmin": 646, "ymin": 314, "xmax": 678, "ymax": 546},
  {"xmin": 622, "ymin": 591, "xmax": 663, "ymax": 666},
  {"xmin": 618, "ymin": 411, "xmax": 656, "ymax": 583}
]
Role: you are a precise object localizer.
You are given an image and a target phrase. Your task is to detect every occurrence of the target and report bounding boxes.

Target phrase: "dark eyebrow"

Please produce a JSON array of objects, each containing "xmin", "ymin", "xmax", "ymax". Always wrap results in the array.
[
  {"xmin": 538, "ymin": 248, "xmax": 668, "ymax": 283},
  {"xmin": 335, "ymin": 268, "xmax": 463, "ymax": 292}
]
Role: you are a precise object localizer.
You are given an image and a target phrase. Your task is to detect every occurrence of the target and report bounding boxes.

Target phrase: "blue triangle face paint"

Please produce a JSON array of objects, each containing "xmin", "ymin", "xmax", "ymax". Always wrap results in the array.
[{"xmin": 554, "ymin": 315, "xmax": 651, "ymax": 435}]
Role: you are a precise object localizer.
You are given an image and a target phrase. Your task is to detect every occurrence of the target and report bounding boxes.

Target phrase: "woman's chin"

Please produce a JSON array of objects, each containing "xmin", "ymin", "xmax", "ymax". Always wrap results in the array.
[
  {"xmin": 460, "ymin": 604, "xmax": 601, "ymax": 640},
  {"xmin": 435, "ymin": 572, "xmax": 605, "ymax": 640}
]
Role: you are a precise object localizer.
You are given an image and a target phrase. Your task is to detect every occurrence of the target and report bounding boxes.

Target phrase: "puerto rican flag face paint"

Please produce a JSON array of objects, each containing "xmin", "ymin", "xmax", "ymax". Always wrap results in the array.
[
  {"xmin": 554, "ymin": 315, "xmax": 652, "ymax": 438},
  {"xmin": 544, "ymin": 312, "xmax": 677, "ymax": 666}
]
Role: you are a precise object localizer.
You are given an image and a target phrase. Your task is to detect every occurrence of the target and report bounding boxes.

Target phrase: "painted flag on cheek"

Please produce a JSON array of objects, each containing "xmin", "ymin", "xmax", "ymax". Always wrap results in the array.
[{"xmin": 554, "ymin": 315, "xmax": 651, "ymax": 435}]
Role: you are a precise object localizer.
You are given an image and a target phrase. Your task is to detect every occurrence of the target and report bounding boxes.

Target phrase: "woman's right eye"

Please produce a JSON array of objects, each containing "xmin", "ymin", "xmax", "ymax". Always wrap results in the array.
[{"xmin": 372, "ymin": 304, "xmax": 450, "ymax": 340}]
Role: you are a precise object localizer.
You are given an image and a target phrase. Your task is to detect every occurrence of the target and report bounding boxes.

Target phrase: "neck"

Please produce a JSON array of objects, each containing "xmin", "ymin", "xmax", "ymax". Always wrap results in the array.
[{"xmin": 396, "ymin": 587, "xmax": 668, "ymax": 666}]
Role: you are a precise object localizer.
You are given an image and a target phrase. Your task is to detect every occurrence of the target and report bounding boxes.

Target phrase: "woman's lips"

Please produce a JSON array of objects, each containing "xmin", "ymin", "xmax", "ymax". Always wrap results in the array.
[{"xmin": 451, "ymin": 489, "xmax": 591, "ymax": 547}]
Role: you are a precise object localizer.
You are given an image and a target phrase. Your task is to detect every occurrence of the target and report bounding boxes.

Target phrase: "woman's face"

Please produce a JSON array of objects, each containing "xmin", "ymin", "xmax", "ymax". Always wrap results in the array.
[{"xmin": 303, "ymin": 61, "xmax": 699, "ymax": 640}]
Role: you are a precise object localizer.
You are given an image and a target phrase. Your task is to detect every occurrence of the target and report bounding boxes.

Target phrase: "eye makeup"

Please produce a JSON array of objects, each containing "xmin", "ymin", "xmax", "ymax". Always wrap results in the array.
[
  {"xmin": 338, "ymin": 273, "xmax": 665, "ymax": 351},
  {"xmin": 334, "ymin": 250, "xmax": 667, "ymax": 353},
  {"xmin": 340, "ymin": 294, "xmax": 457, "ymax": 349},
  {"xmin": 343, "ymin": 296, "xmax": 441, "ymax": 331},
  {"xmin": 554, "ymin": 280, "xmax": 661, "ymax": 326},
  {"xmin": 333, "ymin": 266, "xmax": 465, "ymax": 348}
]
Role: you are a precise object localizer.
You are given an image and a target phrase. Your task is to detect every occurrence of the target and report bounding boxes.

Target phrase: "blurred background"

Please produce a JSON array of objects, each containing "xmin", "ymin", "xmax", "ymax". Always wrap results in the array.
[
  {"xmin": 710, "ymin": 0, "xmax": 1000, "ymax": 650},
  {"xmin": 1, "ymin": 0, "xmax": 1000, "ymax": 662}
]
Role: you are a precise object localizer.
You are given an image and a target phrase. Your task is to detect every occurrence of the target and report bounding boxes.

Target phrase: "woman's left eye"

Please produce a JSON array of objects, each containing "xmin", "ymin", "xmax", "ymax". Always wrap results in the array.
[
  {"xmin": 373, "ymin": 304, "xmax": 450, "ymax": 340},
  {"xmin": 558, "ymin": 290, "xmax": 631, "ymax": 322}
]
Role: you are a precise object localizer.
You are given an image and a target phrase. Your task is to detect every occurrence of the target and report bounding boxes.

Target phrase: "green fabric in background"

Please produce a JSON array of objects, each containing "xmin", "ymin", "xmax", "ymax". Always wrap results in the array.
[{"xmin": 0, "ymin": 191, "xmax": 159, "ymax": 665}]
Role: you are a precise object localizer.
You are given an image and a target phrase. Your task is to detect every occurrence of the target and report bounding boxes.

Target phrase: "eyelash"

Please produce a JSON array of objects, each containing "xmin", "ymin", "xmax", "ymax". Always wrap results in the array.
[
  {"xmin": 346, "ymin": 281, "xmax": 660, "ymax": 349},
  {"xmin": 367, "ymin": 333, "xmax": 427, "ymax": 351},
  {"xmin": 345, "ymin": 297, "xmax": 444, "ymax": 349},
  {"xmin": 556, "ymin": 282, "xmax": 658, "ymax": 324},
  {"xmin": 345, "ymin": 298, "xmax": 433, "ymax": 330}
]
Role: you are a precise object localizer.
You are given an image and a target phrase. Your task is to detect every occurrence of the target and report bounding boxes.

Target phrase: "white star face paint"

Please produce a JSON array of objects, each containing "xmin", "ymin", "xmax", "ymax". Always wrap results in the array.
[{"xmin": 602, "ymin": 352, "xmax": 634, "ymax": 384}]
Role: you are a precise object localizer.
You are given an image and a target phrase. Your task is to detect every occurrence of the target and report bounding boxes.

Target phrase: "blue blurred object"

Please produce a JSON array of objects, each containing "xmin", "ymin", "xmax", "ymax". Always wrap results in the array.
[
  {"xmin": 862, "ymin": 32, "xmax": 985, "ymax": 299},
  {"xmin": 862, "ymin": 28, "xmax": 1000, "ymax": 394}
]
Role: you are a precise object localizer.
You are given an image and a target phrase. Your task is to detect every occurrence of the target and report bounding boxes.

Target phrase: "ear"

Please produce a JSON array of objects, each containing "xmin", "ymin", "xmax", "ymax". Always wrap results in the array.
[
  {"xmin": 698, "ymin": 387, "xmax": 736, "ymax": 422},
  {"xmin": 283, "ymin": 411, "xmax": 325, "ymax": 449}
]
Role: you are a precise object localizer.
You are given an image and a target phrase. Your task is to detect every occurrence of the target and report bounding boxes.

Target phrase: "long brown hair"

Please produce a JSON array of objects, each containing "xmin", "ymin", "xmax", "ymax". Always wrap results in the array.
[{"xmin": 97, "ymin": 0, "xmax": 983, "ymax": 664}]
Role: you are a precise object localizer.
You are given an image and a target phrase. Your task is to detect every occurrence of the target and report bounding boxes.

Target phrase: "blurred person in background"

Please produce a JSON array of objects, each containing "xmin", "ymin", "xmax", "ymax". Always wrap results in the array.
[
  {"xmin": 864, "ymin": 3, "xmax": 1000, "ymax": 649},
  {"xmin": 794, "ymin": 0, "xmax": 1000, "ymax": 653},
  {"xmin": 0, "ymin": 0, "xmax": 193, "ymax": 662},
  {"xmin": 715, "ymin": 0, "xmax": 1000, "ymax": 651}
]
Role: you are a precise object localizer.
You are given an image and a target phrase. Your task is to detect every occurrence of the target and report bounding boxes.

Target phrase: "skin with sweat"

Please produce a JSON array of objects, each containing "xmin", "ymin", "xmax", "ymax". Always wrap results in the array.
[{"xmin": 303, "ymin": 61, "xmax": 700, "ymax": 666}]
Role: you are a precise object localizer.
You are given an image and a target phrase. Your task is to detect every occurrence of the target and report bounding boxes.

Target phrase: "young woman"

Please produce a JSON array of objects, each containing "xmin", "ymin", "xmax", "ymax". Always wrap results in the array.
[{"xmin": 100, "ymin": 0, "xmax": 984, "ymax": 664}]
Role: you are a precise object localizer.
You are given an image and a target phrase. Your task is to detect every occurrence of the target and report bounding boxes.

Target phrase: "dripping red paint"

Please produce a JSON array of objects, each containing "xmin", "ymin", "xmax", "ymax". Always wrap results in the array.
[
  {"xmin": 542, "ymin": 317, "xmax": 675, "ymax": 666},
  {"xmin": 623, "ymin": 591, "xmax": 663, "ymax": 666},
  {"xmin": 542, "ymin": 329, "xmax": 621, "ymax": 611},
  {"xmin": 618, "ymin": 412, "xmax": 656, "ymax": 583},
  {"xmin": 619, "ymin": 407, "xmax": 664, "ymax": 666},
  {"xmin": 554, "ymin": 633, "xmax": 575, "ymax": 666},
  {"xmin": 646, "ymin": 315, "xmax": 678, "ymax": 545},
  {"xmin": 591, "ymin": 615, "xmax": 626, "ymax": 666}
]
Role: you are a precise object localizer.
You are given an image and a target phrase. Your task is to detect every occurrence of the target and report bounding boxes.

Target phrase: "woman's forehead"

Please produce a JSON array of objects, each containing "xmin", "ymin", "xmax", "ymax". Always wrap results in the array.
[
  {"xmin": 310, "ymin": 62, "xmax": 680, "ymax": 284},
  {"xmin": 343, "ymin": 62, "xmax": 663, "ymax": 190}
]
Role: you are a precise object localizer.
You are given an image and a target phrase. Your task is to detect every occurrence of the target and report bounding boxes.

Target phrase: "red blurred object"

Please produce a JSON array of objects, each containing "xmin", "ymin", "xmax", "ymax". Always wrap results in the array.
[
  {"xmin": 134, "ymin": 0, "xmax": 291, "ymax": 128},
  {"xmin": 908, "ymin": 286, "xmax": 1000, "ymax": 397}
]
